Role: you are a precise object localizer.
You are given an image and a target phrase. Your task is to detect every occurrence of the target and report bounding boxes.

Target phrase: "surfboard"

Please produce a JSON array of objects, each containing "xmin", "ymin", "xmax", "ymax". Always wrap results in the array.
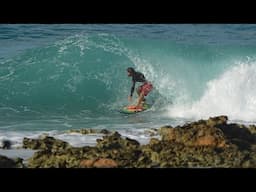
[{"xmin": 120, "ymin": 103, "xmax": 152, "ymax": 114}]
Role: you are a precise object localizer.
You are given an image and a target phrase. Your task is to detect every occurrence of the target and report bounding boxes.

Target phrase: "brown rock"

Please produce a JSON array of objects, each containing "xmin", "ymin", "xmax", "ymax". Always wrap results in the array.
[
  {"xmin": 195, "ymin": 135, "xmax": 226, "ymax": 147},
  {"xmin": 80, "ymin": 159, "xmax": 95, "ymax": 168},
  {"xmin": 159, "ymin": 116, "xmax": 228, "ymax": 148},
  {"xmin": 93, "ymin": 158, "xmax": 118, "ymax": 168},
  {"xmin": 206, "ymin": 116, "xmax": 228, "ymax": 127},
  {"xmin": 23, "ymin": 136, "xmax": 71, "ymax": 150},
  {"xmin": 149, "ymin": 138, "xmax": 160, "ymax": 145},
  {"xmin": 248, "ymin": 125, "xmax": 256, "ymax": 134}
]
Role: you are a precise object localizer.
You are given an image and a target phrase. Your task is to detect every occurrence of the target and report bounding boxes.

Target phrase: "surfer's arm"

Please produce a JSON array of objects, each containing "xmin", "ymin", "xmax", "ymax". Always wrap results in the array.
[
  {"xmin": 130, "ymin": 80, "xmax": 135, "ymax": 97},
  {"xmin": 128, "ymin": 80, "xmax": 135, "ymax": 102}
]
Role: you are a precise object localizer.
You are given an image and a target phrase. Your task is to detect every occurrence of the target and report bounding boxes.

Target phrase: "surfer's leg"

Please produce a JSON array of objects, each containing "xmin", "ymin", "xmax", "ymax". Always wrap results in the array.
[
  {"xmin": 142, "ymin": 82, "xmax": 153, "ymax": 99},
  {"xmin": 141, "ymin": 98, "xmax": 146, "ymax": 105},
  {"xmin": 136, "ymin": 85, "xmax": 145, "ymax": 104},
  {"xmin": 136, "ymin": 86, "xmax": 142, "ymax": 96},
  {"xmin": 136, "ymin": 91, "xmax": 145, "ymax": 108}
]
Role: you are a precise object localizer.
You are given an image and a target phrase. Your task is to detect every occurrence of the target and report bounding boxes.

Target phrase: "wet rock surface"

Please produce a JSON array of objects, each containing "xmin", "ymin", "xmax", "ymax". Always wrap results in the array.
[
  {"xmin": 0, "ymin": 155, "xmax": 25, "ymax": 168},
  {"xmin": 1, "ymin": 140, "xmax": 12, "ymax": 149},
  {"xmin": 17, "ymin": 116, "xmax": 256, "ymax": 168},
  {"xmin": 67, "ymin": 128, "xmax": 112, "ymax": 135},
  {"xmin": 159, "ymin": 116, "xmax": 228, "ymax": 148},
  {"xmin": 23, "ymin": 136, "xmax": 71, "ymax": 151}
]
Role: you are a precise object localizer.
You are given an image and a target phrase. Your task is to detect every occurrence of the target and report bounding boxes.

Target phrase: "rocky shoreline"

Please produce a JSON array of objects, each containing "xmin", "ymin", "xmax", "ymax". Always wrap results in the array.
[{"xmin": 1, "ymin": 115, "xmax": 256, "ymax": 168}]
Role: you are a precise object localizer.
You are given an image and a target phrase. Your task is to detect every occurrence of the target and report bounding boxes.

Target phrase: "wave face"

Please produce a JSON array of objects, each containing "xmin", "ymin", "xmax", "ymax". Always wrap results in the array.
[{"xmin": 1, "ymin": 24, "xmax": 256, "ymax": 123}]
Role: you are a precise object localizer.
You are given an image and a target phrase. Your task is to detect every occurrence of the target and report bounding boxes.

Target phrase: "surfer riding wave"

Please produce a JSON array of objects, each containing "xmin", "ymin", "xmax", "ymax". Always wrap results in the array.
[{"xmin": 127, "ymin": 67, "xmax": 153, "ymax": 110}]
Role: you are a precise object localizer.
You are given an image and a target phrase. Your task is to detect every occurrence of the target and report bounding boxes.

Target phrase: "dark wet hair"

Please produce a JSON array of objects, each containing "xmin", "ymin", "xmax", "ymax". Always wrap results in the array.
[{"xmin": 127, "ymin": 67, "xmax": 135, "ymax": 74}]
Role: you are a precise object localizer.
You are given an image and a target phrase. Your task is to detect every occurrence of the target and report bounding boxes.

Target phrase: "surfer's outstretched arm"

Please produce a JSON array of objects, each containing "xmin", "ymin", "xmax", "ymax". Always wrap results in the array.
[{"xmin": 128, "ymin": 80, "xmax": 136, "ymax": 102}]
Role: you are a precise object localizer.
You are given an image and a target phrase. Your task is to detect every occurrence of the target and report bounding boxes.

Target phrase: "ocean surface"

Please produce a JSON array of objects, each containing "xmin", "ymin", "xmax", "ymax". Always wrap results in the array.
[{"xmin": 1, "ymin": 24, "xmax": 256, "ymax": 153}]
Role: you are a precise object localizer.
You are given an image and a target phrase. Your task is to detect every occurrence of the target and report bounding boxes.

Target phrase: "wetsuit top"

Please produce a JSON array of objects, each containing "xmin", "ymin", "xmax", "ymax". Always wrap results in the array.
[{"xmin": 130, "ymin": 72, "xmax": 146, "ymax": 97}]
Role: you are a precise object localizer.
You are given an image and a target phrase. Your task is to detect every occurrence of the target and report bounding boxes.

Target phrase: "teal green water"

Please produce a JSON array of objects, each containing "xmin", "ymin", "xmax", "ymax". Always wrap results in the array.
[{"xmin": 1, "ymin": 24, "xmax": 256, "ymax": 137}]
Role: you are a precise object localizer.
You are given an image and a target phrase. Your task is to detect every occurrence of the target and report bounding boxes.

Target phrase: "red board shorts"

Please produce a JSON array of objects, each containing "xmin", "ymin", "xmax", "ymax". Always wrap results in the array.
[{"xmin": 138, "ymin": 82, "xmax": 153, "ymax": 96}]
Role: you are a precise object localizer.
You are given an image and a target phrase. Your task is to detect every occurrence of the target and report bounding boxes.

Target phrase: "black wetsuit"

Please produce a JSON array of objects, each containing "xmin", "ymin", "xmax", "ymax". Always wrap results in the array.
[{"xmin": 130, "ymin": 72, "xmax": 146, "ymax": 97}]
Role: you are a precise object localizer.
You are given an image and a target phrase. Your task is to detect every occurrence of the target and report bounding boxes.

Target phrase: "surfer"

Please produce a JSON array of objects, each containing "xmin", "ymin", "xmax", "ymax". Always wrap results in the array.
[{"xmin": 127, "ymin": 67, "xmax": 153, "ymax": 109}]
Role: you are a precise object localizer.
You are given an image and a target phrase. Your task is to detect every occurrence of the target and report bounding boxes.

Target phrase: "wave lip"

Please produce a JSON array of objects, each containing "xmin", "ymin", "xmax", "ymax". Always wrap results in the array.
[{"xmin": 168, "ymin": 61, "xmax": 256, "ymax": 122}]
